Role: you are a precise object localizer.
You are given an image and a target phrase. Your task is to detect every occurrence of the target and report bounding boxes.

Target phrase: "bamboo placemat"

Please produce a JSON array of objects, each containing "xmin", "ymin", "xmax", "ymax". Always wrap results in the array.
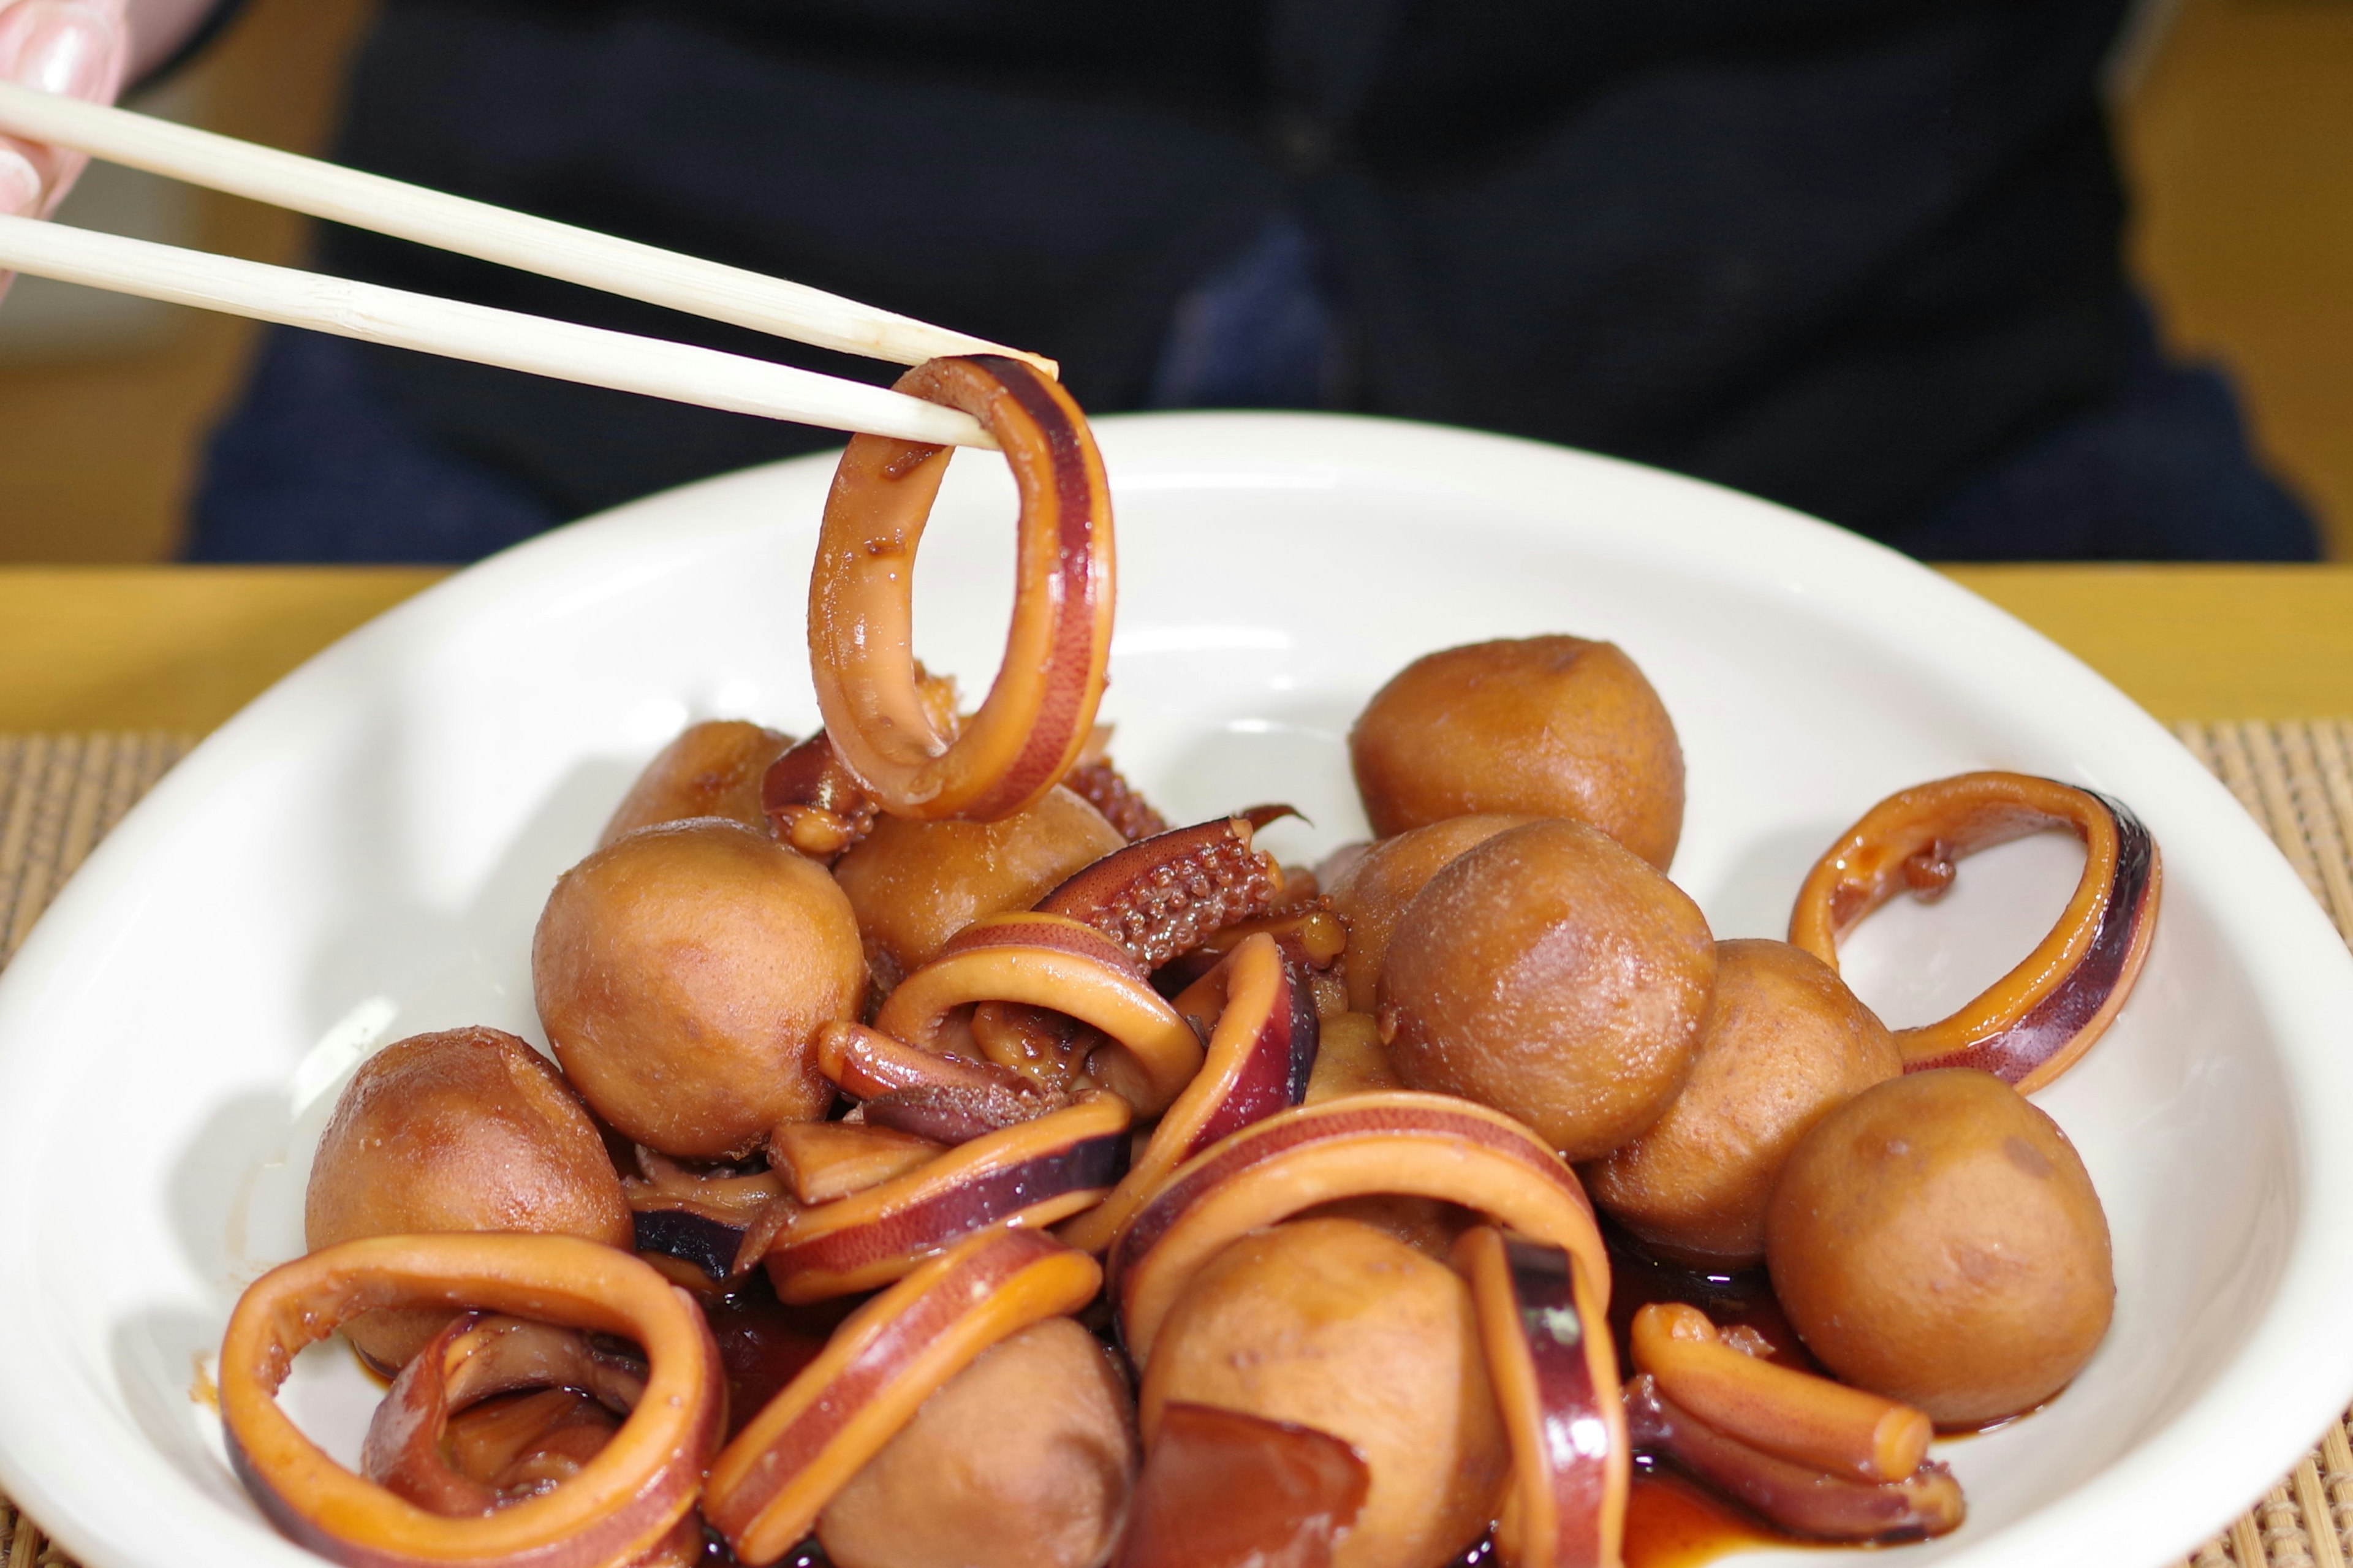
[{"xmin": 3, "ymin": 722, "xmax": 2352, "ymax": 1568}]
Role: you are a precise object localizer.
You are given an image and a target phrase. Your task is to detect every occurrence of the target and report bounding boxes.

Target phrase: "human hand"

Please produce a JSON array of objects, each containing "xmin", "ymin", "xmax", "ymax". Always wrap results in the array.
[
  {"xmin": 0, "ymin": 0, "xmax": 127, "ymax": 305},
  {"xmin": 0, "ymin": 0, "xmax": 127, "ymax": 221}
]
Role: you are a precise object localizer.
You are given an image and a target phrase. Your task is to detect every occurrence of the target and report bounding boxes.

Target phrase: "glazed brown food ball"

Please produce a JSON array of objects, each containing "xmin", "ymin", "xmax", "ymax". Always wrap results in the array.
[
  {"xmin": 1378, "ymin": 819, "xmax": 1716, "ymax": 1161},
  {"xmin": 1140, "ymin": 1218, "xmax": 1507, "ymax": 1568},
  {"xmin": 599, "ymin": 719, "xmax": 794, "ymax": 847},
  {"xmin": 1348, "ymin": 636, "xmax": 1685, "ymax": 869},
  {"xmin": 1584, "ymin": 939, "xmax": 1900, "ymax": 1265},
  {"xmin": 304, "ymin": 1026, "xmax": 633, "ymax": 1369},
  {"xmin": 1323, "ymin": 814, "xmax": 1533, "ymax": 1013},
  {"xmin": 534, "ymin": 817, "xmax": 865, "ymax": 1158},
  {"xmin": 1766, "ymin": 1069, "xmax": 2114, "ymax": 1426},
  {"xmin": 831, "ymin": 784, "xmax": 1125, "ymax": 988},
  {"xmin": 818, "ymin": 1319, "xmax": 1137, "ymax": 1568}
]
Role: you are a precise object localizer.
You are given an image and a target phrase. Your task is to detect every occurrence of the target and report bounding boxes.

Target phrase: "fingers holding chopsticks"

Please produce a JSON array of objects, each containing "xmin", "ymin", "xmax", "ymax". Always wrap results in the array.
[
  {"xmin": 0, "ymin": 0, "xmax": 125, "ymax": 217},
  {"xmin": 0, "ymin": 0, "xmax": 127, "ymax": 309}
]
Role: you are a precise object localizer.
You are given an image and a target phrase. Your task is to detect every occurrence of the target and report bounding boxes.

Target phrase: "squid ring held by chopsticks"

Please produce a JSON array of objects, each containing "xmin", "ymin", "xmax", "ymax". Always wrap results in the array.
[
  {"xmin": 875, "ymin": 912, "xmax": 1204, "ymax": 1114},
  {"xmin": 1788, "ymin": 771, "xmax": 2161, "ymax": 1093},
  {"xmin": 808, "ymin": 354, "xmax": 1113, "ymax": 824},
  {"xmin": 749, "ymin": 1090, "xmax": 1131, "ymax": 1302},
  {"xmin": 703, "ymin": 1226, "xmax": 1103, "ymax": 1566},
  {"xmin": 1454, "ymin": 1227, "xmax": 1627, "ymax": 1568},
  {"xmin": 1059, "ymin": 933, "xmax": 1315, "ymax": 1254},
  {"xmin": 219, "ymin": 1233, "xmax": 722, "ymax": 1568},
  {"xmin": 1108, "ymin": 1091, "xmax": 1608, "ymax": 1361}
]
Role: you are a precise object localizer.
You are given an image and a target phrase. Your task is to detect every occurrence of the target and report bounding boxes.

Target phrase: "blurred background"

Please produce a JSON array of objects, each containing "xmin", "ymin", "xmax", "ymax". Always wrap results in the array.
[{"xmin": 0, "ymin": 0, "xmax": 2345, "ymax": 562}]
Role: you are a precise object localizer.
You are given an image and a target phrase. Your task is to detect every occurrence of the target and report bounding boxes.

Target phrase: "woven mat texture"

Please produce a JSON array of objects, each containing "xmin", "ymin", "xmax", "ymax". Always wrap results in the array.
[{"xmin": 4, "ymin": 722, "xmax": 2352, "ymax": 1568}]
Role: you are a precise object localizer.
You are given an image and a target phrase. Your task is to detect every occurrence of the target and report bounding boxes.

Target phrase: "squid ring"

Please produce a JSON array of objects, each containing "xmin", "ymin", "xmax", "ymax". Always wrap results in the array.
[
  {"xmin": 875, "ymin": 912, "xmax": 1203, "ymax": 1114},
  {"xmin": 363, "ymin": 1314, "xmax": 651, "ymax": 1515},
  {"xmin": 1059, "ymin": 933, "xmax": 1316, "ymax": 1254},
  {"xmin": 1109, "ymin": 1092, "xmax": 1607, "ymax": 1361},
  {"xmin": 808, "ymin": 355, "xmax": 1113, "ymax": 823},
  {"xmin": 1455, "ymin": 1227, "xmax": 1627, "ymax": 1568},
  {"xmin": 751, "ymin": 1090, "xmax": 1131, "ymax": 1302},
  {"xmin": 1788, "ymin": 771, "xmax": 2161, "ymax": 1093},
  {"xmin": 703, "ymin": 1226, "xmax": 1102, "ymax": 1566},
  {"xmin": 1034, "ymin": 809, "xmax": 1287, "ymax": 969},
  {"xmin": 219, "ymin": 1234, "xmax": 722, "ymax": 1568}
]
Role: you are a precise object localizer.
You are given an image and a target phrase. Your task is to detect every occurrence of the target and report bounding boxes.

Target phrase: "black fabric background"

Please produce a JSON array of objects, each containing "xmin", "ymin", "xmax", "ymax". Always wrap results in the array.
[{"xmin": 311, "ymin": 0, "xmax": 2179, "ymax": 547}]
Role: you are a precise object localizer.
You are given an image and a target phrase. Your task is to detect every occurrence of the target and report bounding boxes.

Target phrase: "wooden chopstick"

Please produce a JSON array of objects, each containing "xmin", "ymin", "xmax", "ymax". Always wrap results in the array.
[
  {"xmin": 0, "ymin": 215, "xmax": 997, "ymax": 448},
  {"xmin": 0, "ymin": 80, "xmax": 1054, "ymax": 377}
]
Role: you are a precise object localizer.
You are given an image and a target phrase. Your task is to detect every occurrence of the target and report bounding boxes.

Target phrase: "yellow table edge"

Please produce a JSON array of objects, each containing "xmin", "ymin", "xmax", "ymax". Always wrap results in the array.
[{"xmin": 0, "ymin": 563, "xmax": 2348, "ymax": 733}]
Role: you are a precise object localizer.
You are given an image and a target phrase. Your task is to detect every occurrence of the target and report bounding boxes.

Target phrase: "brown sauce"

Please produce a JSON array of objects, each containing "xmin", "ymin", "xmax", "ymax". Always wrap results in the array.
[
  {"xmin": 699, "ymin": 1274, "xmax": 862, "ymax": 1439},
  {"xmin": 1603, "ymin": 1222, "xmax": 1873, "ymax": 1566},
  {"xmin": 1434, "ymin": 1479, "xmax": 1786, "ymax": 1568},
  {"xmin": 1624, "ymin": 1470, "xmax": 1789, "ymax": 1567},
  {"xmin": 1601, "ymin": 1220, "xmax": 1815, "ymax": 1373},
  {"xmin": 1935, "ymin": 1397, "xmax": 2052, "ymax": 1439}
]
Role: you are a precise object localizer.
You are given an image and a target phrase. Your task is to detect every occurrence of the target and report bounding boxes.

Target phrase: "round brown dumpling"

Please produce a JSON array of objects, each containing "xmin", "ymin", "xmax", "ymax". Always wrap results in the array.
[
  {"xmin": 1377, "ymin": 819, "xmax": 1715, "ymax": 1161},
  {"xmin": 304, "ymin": 1025, "xmax": 633, "ymax": 1369},
  {"xmin": 534, "ymin": 817, "xmax": 865, "ymax": 1158},
  {"xmin": 1584, "ymin": 939, "xmax": 1900, "ymax": 1265},
  {"xmin": 599, "ymin": 719, "xmax": 794, "ymax": 847},
  {"xmin": 1765, "ymin": 1069, "xmax": 2114, "ymax": 1426},
  {"xmin": 1139, "ymin": 1218, "xmax": 1507, "ymax": 1568},
  {"xmin": 1348, "ymin": 636, "xmax": 1684, "ymax": 869},
  {"xmin": 832, "ymin": 784, "xmax": 1125, "ymax": 988},
  {"xmin": 1324, "ymin": 814, "xmax": 1533, "ymax": 1013},
  {"xmin": 818, "ymin": 1319, "xmax": 1136, "ymax": 1568}
]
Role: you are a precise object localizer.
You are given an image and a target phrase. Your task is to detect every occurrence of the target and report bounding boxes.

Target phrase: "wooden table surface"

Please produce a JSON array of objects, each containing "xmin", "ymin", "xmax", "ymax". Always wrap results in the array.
[{"xmin": 0, "ymin": 564, "xmax": 2349, "ymax": 733}]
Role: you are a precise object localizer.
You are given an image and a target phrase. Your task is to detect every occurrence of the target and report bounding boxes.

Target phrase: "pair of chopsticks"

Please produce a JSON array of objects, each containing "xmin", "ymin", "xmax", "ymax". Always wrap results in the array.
[{"xmin": 0, "ymin": 80, "xmax": 1050, "ymax": 449}]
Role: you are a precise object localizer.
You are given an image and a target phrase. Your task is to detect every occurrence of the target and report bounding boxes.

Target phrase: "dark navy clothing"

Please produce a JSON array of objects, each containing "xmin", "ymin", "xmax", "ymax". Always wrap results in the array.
[{"xmin": 189, "ymin": 0, "xmax": 2319, "ymax": 562}]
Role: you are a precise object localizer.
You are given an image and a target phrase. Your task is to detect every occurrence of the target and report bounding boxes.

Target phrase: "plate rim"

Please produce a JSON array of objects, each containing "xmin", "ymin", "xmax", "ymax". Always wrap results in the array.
[{"xmin": 1, "ymin": 410, "xmax": 2347, "ymax": 1568}]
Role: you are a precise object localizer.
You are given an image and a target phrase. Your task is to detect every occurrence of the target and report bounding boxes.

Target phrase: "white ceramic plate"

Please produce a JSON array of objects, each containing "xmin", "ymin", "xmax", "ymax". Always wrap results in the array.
[{"xmin": 1, "ymin": 413, "xmax": 2348, "ymax": 1568}]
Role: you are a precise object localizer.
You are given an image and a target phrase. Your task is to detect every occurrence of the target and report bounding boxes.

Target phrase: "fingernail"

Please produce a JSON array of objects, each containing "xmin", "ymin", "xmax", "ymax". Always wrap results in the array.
[
  {"xmin": 0, "ymin": 146, "xmax": 40, "ymax": 216},
  {"xmin": 8, "ymin": 4, "xmax": 118, "ymax": 100}
]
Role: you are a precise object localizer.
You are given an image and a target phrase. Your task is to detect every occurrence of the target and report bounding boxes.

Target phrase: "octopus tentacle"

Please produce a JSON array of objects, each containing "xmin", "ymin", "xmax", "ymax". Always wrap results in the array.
[
  {"xmin": 763, "ymin": 673, "xmax": 961, "ymax": 860},
  {"xmin": 1623, "ymin": 1375, "xmax": 1964, "ymax": 1543},
  {"xmin": 1629, "ymin": 1303, "xmax": 1930, "ymax": 1485},
  {"xmin": 813, "ymin": 1018, "xmax": 1047, "ymax": 1103},
  {"xmin": 1063, "ymin": 756, "xmax": 1169, "ymax": 843},
  {"xmin": 762, "ymin": 732, "xmax": 878, "ymax": 862},
  {"xmin": 1150, "ymin": 905, "xmax": 1348, "ymax": 997},
  {"xmin": 1034, "ymin": 809, "xmax": 1292, "ymax": 971}
]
